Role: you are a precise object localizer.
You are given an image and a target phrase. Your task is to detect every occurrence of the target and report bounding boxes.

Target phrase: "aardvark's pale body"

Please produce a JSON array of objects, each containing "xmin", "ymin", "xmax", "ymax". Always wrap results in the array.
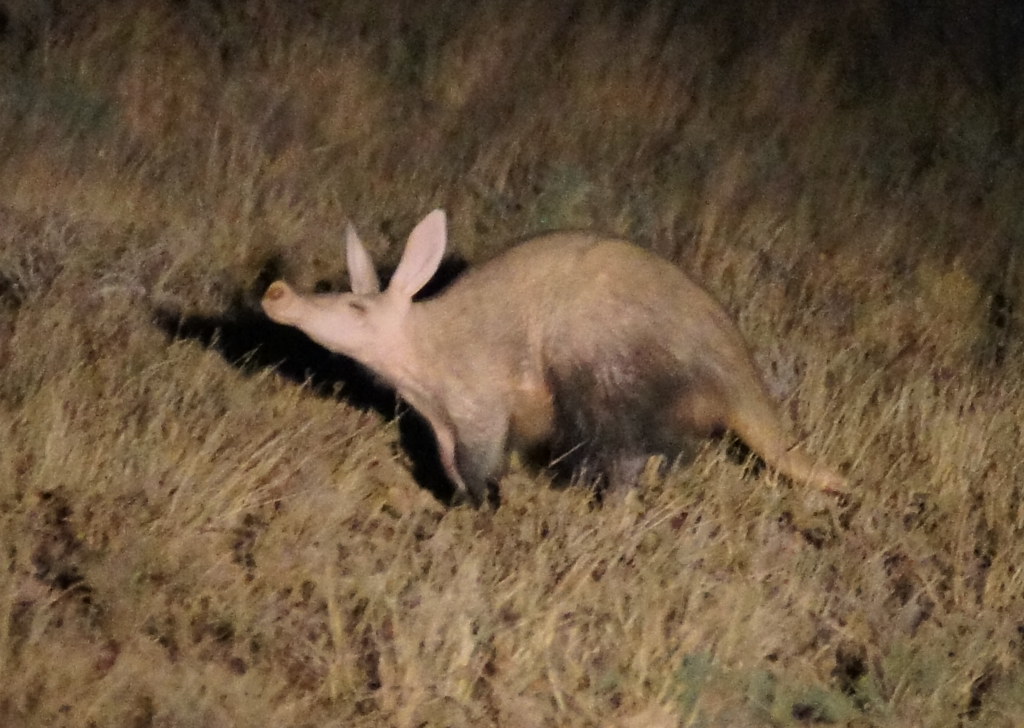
[{"xmin": 262, "ymin": 210, "xmax": 846, "ymax": 505}]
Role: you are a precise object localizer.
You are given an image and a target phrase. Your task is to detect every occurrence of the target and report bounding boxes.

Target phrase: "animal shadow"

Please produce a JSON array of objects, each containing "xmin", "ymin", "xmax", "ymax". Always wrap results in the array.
[{"xmin": 153, "ymin": 256, "xmax": 469, "ymax": 505}]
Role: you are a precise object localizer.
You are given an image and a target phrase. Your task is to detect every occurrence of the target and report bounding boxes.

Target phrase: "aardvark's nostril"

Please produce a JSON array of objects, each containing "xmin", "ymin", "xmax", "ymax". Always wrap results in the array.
[{"xmin": 265, "ymin": 282, "xmax": 287, "ymax": 301}]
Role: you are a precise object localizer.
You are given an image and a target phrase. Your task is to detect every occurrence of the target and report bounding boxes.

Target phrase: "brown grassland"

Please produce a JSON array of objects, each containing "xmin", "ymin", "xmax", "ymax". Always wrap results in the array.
[{"xmin": 1, "ymin": 1, "xmax": 1023, "ymax": 726}]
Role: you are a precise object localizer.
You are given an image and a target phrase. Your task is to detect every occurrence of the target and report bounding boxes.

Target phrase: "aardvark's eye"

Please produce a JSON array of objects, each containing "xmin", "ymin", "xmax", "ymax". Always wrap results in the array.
[{"xmin": 348, "ymin": 300, "xmax": 368, "ymax": 313}]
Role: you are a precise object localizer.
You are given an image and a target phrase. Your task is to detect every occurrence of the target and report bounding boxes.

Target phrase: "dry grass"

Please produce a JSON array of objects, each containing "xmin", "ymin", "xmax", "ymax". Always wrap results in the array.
[{"xmin": 1, "ymin": 1, "xmax": 1023, "ymax": 726}]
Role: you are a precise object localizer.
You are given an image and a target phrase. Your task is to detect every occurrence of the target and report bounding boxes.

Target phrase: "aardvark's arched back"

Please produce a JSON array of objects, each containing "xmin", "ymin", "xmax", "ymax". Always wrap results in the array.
[{"xmin": 262, "ymin": 209, "xmax": 847, "ymax": 506}]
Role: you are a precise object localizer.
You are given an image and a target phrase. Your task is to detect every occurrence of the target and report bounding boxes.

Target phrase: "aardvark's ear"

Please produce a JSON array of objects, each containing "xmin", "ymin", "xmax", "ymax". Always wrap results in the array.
[
  {"xmin": 346, "ymin": 222, "xmax": 381, "ymax": 295},
  {"xmin": 387, "ymin": 209, "xmax": 447, "ymax": 300}
]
